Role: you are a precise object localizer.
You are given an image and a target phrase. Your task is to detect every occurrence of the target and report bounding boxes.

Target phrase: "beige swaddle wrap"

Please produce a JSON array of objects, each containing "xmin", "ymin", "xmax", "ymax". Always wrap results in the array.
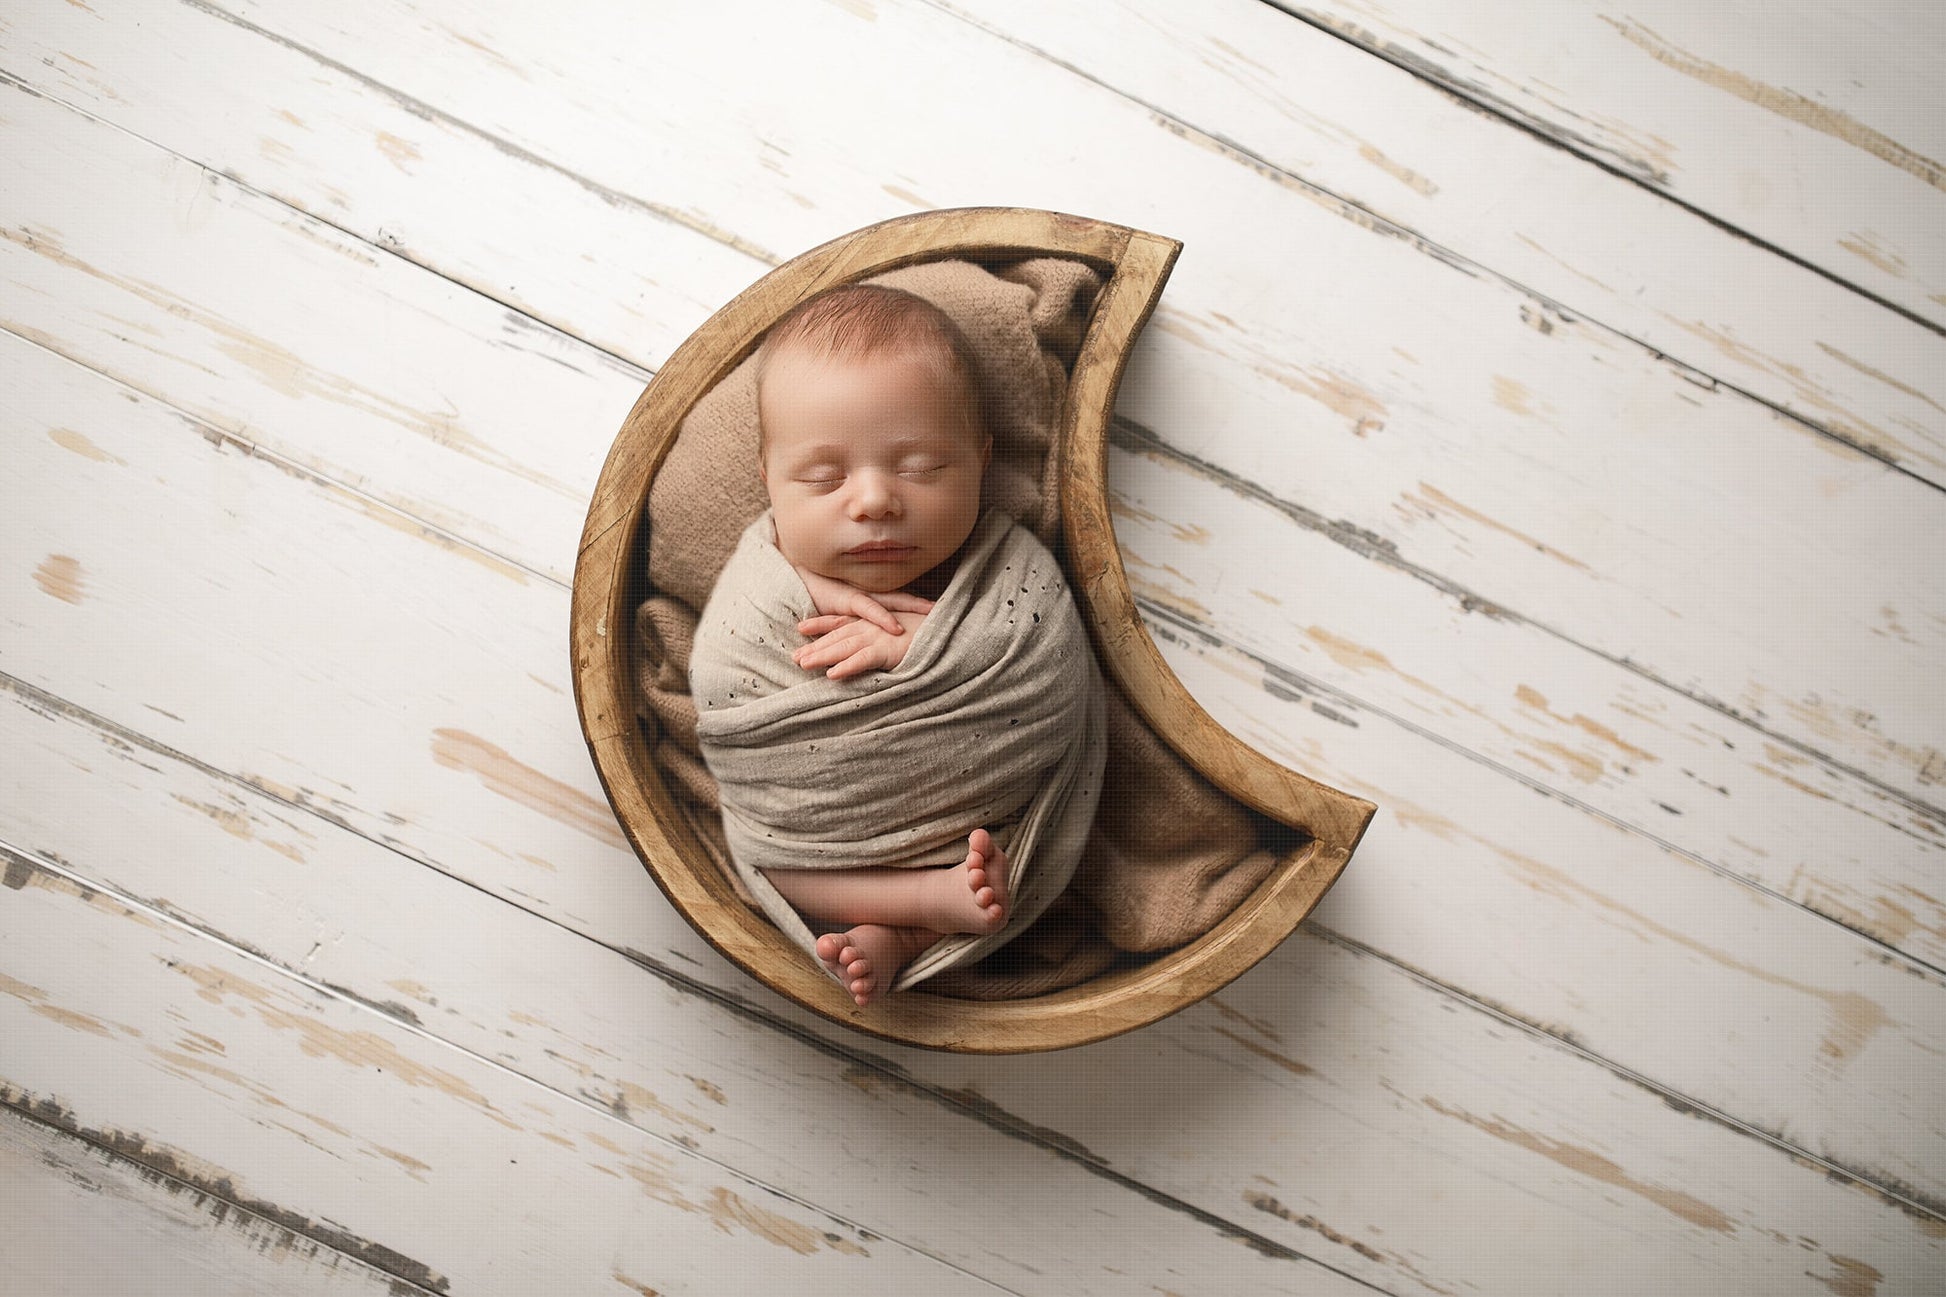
[{"xmin": 691, "ymin": 508, "xmax": 1106, "ymax": 992}]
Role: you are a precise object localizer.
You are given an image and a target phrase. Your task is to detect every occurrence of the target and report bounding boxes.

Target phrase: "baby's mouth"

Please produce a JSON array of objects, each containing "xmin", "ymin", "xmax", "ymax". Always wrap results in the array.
[{"xmin": 845, "ymin": 540, "xmax": 915, "ymax": 560}]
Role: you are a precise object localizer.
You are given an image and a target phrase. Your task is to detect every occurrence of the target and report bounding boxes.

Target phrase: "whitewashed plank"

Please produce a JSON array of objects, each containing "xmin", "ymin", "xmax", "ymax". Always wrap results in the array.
[
  {"xmin": 1132, "ymin": 600, "xmax": 1946, "ymax": 1199},
  {"xmin": 938, "ymin": 0, "xmax": 1946, "ymax": 482},
  {"xmin": 0, "ymin": 1105, "xmax": 432, "ymax": 1297},
  {"xmin": 919, "ymin": 924, "xmax": 1946, "ymax": 1296},
  {"xmin": 1105, "ymin": 434, "xmax": 1946, "ymax": 969},
  {"xmin": 1279, "ymin": 0, "xmax": 1946, "ymax": 328},
  {"xmin": 5, "ymin": 314, "xmax": 1942, "ymax": 1216},
  {"xmin": 6, "ymin": 0, "xmax": 1938, "ymax": 974},
  {"xmin": 7, "ymin": 0, "xmax": 1937, "ymax": 978},
  {"xmin": 0, "ymin": 691, "xmax": 1373, "ymax": 1294},
  {"xmin": 11, "ymin": 0, "xmax": 1939, "ymax": 810},
  {"xmin": 11, "ymin": 0, "xmax": 1946, "ymax": 1207},
  {"xmin": 0, "ymin": 863, "xmax": 998, "ymax": 1297},
  {"xmin": 0, "ymin": 68, "xmax": 636, "ymax": 587},
  {"xmin": 3, "ymin": 5, "xmax": 1930, "ymax": 1285},
  {"xmin": 0, "ymin": 332, "xmax": 651, "ymax": 943},
  {"xmin": 2, "ymin": 0, "xmax": 764, "ymax": 368},
  {"xmin": 5, "ymin": 670, "xmax": 1939, "ymax": 1296},
  {"xmin": 20, "ymin": 0, "xmax": 1942, "ymax": 487}
]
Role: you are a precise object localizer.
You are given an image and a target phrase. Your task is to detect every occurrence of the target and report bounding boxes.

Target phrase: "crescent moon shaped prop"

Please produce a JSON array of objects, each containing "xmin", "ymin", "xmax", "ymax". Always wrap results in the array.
[{"xmin": 572, "ymin": 207, "xmax": 1376, "ymax": 1052}]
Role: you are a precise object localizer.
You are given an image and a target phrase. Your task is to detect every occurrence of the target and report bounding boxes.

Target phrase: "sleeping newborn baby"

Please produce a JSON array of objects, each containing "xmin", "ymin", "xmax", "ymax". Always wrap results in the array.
[{"xmin": 690, "ymin": 283, "xmax": 1105, "ymax": 1007}]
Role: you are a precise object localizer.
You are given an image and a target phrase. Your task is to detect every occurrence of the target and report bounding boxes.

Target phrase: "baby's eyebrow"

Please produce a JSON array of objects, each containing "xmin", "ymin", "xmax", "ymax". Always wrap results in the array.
[
  {"xmin": 784, "ymin": 442, "xmax": 848, "ymax": 464},
  {"xmin": 886, "ymin": 433, "xmax": 959, "ymax": 453}
]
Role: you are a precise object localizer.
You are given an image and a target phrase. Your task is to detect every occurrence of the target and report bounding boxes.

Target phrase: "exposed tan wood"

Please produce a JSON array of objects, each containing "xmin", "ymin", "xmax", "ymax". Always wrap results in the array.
[
  {"xmin": 6, "ymin": 1, "xmax": 1945, "ymax": 1288},
  {"xmin": 11, "ymin": 316, "xmax": 1941, "ymax": 1207},
  {"xmin": 572, "ymin": 208, "xmax": 1375, "ymax": 1051},
  {"xmin": 11, "ymin": 2, "xmax": 1941, "ymax": 803}
]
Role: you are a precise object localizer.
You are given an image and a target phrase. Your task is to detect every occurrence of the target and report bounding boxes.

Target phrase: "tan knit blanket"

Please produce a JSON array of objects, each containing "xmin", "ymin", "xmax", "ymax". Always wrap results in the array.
[
  {"xmin": 636, "ymin": 257, "xmax": 1283, "ymax": 999},
  {"xmin": 691, "ymin": 509, "xmax": 1105, "ymax": 991}
]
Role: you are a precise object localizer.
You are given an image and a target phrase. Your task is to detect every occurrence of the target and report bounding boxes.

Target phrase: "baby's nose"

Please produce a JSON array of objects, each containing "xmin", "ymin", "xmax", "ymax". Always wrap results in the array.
[{"xmin": 850, "ymin": 471, "xmax": 901, "ymax": 518}]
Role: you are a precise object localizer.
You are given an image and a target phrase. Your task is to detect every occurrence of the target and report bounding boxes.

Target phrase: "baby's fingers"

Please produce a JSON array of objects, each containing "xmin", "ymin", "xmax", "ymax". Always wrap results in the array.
[
  {"xmin": 823, "ymin": 645, "xmax": 889, "ymax": 680},
  {"xmin": 793, "ymin": 636, "xmax": 856, "ymax": 670},
  {"xmin": 839, "ymin": 591, "xmax": 905, "ymax": 635},
  {"xmin": 796, "ymin": 614, "xmax": 855, "ymax": 637},
  {"xmin": 871, "ymin": 591, "xmax": 934, "ymax": 616}
]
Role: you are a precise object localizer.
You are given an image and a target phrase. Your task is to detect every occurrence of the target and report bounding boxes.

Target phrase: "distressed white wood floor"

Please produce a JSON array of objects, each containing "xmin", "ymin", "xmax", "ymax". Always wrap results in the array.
[{"xmin": 3, "ymin": 2, "xmax": 1942, "ymax": 1293}]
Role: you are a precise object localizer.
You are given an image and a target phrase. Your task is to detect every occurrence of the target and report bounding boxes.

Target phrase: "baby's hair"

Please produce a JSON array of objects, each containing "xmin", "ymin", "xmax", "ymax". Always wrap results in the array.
[{"xmin": 754, "ymin": 283, "xmax": 986, "ymax": 455}]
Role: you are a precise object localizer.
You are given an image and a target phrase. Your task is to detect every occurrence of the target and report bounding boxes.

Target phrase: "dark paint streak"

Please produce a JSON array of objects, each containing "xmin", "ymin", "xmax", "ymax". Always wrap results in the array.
[
  {"xmin": 1144, "ymin": 113, "xmax": 1479, "ymax": 281},
  {"xmin": 317, "ymin": 979, "xmax": 426, "ymax": 1029},
  {"xmin": 7, "ymin": 1111, "xmax": 428, "ymax": 1296},
  {"xmin": 1210, "ymin": 1026, "xmax": 1315, "ymax": 1077},
  {"xmin": 1, "ymin": 1087, "xmax": 450, "ymax": 1294},
  {"xmin": 1283, "ymin": 7, "xmax": 1668, "ymax": 185},
  {"xmin": 1243, "ymin": 1192, "xmax": 1406, "ymax": 1275}
]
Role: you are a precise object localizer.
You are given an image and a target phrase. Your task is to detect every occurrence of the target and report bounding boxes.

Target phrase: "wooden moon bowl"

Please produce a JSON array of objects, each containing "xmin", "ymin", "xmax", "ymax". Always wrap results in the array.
[{"xmin": 571, "ymin": 207, "xmax": 1376, "ymax": 1053}]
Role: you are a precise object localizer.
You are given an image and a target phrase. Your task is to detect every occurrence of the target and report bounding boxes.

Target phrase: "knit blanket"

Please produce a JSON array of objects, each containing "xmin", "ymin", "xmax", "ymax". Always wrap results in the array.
[{"xmin": 691, "ymin": 509, "xmax": 1106, "ymax": 991}]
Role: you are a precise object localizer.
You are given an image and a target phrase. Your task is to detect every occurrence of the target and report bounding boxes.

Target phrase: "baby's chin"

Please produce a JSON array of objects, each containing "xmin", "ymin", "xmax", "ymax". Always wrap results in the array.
[{"xmin": 833, "ymin": 562, "xmax": 926, "ymax": 594}]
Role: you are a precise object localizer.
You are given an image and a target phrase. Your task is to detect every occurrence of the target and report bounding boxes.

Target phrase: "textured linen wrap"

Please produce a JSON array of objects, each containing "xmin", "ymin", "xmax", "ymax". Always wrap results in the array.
[
  {"xmin": 641, "ymin": 257, "xmax": 1287, "ymax": 999},
  {"xmin": 691, "ymin": 508, "xmax": 1107, "ymax": 992}
]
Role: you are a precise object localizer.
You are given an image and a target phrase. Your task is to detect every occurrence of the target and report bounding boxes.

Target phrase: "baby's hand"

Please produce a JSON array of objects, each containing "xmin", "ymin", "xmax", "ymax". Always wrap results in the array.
[
  {"xmin": 793, "ymin": 566, "xmax": 933, "ymax": 635},
  {"xmin": 794, "ymin": 610, "xmax": 929, "ymax": 679}
]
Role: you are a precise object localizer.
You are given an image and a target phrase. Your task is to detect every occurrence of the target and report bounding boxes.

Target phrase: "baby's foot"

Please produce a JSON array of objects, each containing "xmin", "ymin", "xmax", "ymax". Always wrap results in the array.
[
  {"xmin": 925, "ymin": 828, "xmax": 1008, "ymax": 936},
  {"xmin": 815, "ymin": 926, "xmax": 934, "ymax": 1007}
]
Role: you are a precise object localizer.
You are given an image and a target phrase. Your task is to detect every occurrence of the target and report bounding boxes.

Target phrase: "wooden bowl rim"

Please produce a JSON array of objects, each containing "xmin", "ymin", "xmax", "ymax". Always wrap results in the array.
[{"xmin": 570, "ymin": 206, "xmax": 1375, "ymax": 1053}]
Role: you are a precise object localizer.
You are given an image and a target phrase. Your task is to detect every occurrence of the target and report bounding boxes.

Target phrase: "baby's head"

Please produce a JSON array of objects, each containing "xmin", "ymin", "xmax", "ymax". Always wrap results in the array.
[{"xmin": 755, "ymin": 285, "xmax": 991, "ymax": 594}]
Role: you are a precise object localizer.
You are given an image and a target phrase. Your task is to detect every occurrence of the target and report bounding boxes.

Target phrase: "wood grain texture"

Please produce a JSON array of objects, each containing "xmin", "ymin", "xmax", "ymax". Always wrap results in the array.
[
  {"xmin": 0, "ymin": 682, "xmax": 1374, "ymax": 1295},
  {"xmin": 5, "ymin": 0, "xmax": 1943, "ymax": 1289},
  {"xmin": 0, "ymin": 37, "xmax": 1935, "ymax": 1193},
  {"xmin": 4, "ymin": 640, "xmax": 1937, "ymax": 1294},
  {"xmin": 5, "ymin": 0, "xmax": 1929, "ymax": 988},
  {"xmin": 1280, "ymin": 0, "xmax": 1946, "ymax": 328},
  {"xmin": 26, "ymin": 0, "xmax": 1940, "ymax": 809},
  {"xmin": 5, "ymin": 1, "xmax": 1930, "ymax": 991},
  {"xmin": 1105, "ymin": 435, "xmax": 1946, "ymax": 970},
  {"xmin": 945, "ymin": 0, "xmax": 1946, "ymax": 484},
  {"xmin": 5, "ymin": 258, "xmax": 1940, "ymax": 1205},
  {"xmin": 0, "ymin": 862, "xmax": 994, "ymax": 1296}
]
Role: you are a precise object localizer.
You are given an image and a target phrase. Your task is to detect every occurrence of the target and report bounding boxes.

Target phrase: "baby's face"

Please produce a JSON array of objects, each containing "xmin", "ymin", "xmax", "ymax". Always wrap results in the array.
[{"xmin": 760, "ymin": 345, "xmax": 988, "ymax": 595}]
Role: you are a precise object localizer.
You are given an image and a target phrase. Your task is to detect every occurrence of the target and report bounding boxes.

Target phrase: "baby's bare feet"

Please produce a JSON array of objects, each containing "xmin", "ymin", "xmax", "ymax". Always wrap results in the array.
[
  {"xmin": 816, "ymin": 926, "xmax": 934, "ymax": 1007},
  {"xmin": 928, "ymin": 828, "xmax": 1008, "ymax": 936}
]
